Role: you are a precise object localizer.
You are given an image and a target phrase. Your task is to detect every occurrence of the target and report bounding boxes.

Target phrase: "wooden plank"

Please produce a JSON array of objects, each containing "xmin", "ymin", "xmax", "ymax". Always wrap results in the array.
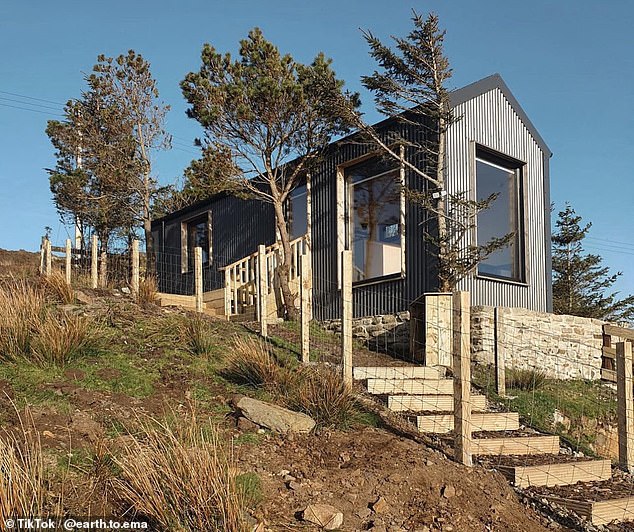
[
  {"xmin": 45, "ymin": 239, "xmax": 52, "ymax": 277},
  {"xmin": 602, "ymin": 368, "xmax": 617, "ymax": 383},
  {"xmin": 158, "ymin": 293, "xmax": 196, "ymax": 308},
  {"xmin": 617, "ymin": 341, "xmax": 634, "ymax": 472},
  {"xmin": 91, "ymin": 235, "xmax": 98, "ymax": 289},
  {"xmin": 605, "ymin": 324, "xmax": 634, "ymax": 342},
  {"xmin": 353, "ymin": 366, "xmax": 443, "ymax": 380},
  {"xmin": 388, "ymin": 394, "xmax": 487, "ymax": 413},
  {"xmin": 65, "ymin": 239, "xmax": 72, "ymax": 285},
  {"xmin": 603, "ymin": 346, "xmax": 617, "ymax": 359},
  {"xmin": 473, "ymin": 435, "xmax": 560, "ymax": 456},
  {"xmin": 494, "ymin": 307, "xmax": 506, "ymax": 396},
  {"xmin": 417, "ymin": 412, "xmax": 519, "ymax": 434},
  {"xmin": 203, "ymin": 288, "xmax": 225, "ymax": 303},
  {"xmin": 224, "ymin": 269, "xmax": 231, "ymax": 318},
  {"xmin": 592, "ymin": 497, "xmax": 634, "ymax": 525},
  {"xmin": 300, "ymin": 253, "xmax": 310, "ymax": 364},
  {"xmin": 453, "ymin": 291, "xmax": 472, "ymax": 466},
  {"xmin": 341, "ymin": 250, "xmax": 352, "ymax": 387},
  {"xmin": 540, "ymin": 495, "xmax": 592, "ymax": 517},
  {"xmin": 367, "ymin": 378, "xmax": 454, "ymax": 395},
  {"xmin": 257, "ymin": 245, "xmax": 268, "ymax": 337},
  {"xmin": 194, "ymin": 247, "xmax": 203, "ymax": 313},
  {"xmin": 502, "ymin": 459, "xmax": 611, "ymax": 488}
]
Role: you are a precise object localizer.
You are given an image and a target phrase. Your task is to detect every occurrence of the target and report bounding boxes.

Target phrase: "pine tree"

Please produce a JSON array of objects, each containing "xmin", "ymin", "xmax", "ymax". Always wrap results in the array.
[{"xmin": 552, "ymin": 204, "xmax": 634, "ymax": 321}]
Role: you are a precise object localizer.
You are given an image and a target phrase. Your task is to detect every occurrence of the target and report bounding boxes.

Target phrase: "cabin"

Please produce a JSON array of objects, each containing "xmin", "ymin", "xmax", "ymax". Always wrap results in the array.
[{"xmin": 151, "ymin": 74, "xmax": 552, "ymax": 325}]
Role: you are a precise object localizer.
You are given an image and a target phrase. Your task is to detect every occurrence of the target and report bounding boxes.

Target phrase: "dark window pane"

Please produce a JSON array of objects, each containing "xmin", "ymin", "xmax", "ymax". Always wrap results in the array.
[
  {"xmin": 187, "ymin": 216, "xmax": 210, "ymax": 270},
  {"xmin": 289, "ymin": 186, "xmax": 307, "ymax": 239},
  {"xmin": 476, "ymin": 157, "xmax": 522, "ymax": 280}
]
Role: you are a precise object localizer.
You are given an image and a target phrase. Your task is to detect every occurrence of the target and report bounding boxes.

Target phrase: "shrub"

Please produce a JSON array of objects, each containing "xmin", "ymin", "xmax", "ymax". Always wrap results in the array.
[
  {"xmin": 111, "ymin": 416, "xmax": 246, "ymax": 531},
  {"xmin": 31, "ymin": 312, "xmax": 99, "ymax": 365},
  {"xmin": 507, "ymin": 367, "xmax": 547, "ymax": 391},
  {"xmin": 41, "ymin": 273, "xmax": 75, "ymax": 304},
  {"xmin": 224, "ymin": 336, "xmax": 284, "ymax": 387},
  {"xmin": 136, "ymin": 276, "xmax": 158, "ymax": 307},
  {"xmin": 0, "ymin": 281, "xmax": 45, "ymax": 359}
]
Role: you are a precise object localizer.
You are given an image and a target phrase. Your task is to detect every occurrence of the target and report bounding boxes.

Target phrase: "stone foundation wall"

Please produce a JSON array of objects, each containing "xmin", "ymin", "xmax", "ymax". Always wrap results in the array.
[
  {"xmin": 471, "ymin": 306, "xmax": 605, "ymax": 380},
  {"xmin": 323, "ymin": 311, "xmax": 410, "ymax": 357}
]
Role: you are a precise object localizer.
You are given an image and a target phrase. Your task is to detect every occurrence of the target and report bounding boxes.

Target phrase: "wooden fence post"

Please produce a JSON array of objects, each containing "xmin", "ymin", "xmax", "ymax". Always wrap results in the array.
[
  {"xmin": 224, "ymin": 269, "xmax": 231, "ymax": 321},
  {"xmin": 300, "ymin": 253, "xmax": 311, "ymax": 364},
  {"xmin": 91, "ymin": 235, "xmax": 98, "ymax": 289},
  {"xmin": 39, "ymin": 237, "xmax": 45, "ymax": 275},
  {"xmin": 617, "ymin": 341, "xmax": 634, "ymax": 472},
  {"xmin": 194, "ymin": 246, "xmax": 203, "ymax": 313},
  {"xmin": 257, "ymin": 245, "xmax": 268, "ymax": 337},
  {"xmin": 494, "ymin": 307, "xmax": 506, "ymax": 397},
  {"xmin": 65, "ymin": 239, "xmax": 72, "ymax": 285},
  {"xmin": 45, "ymin": 239, "xmax": 52, "ymax": 277},
  {"xmin": 131, "ymin": 239, "xmax": 139, "ymax": 297},
  {"xmin": 341, "ymin": 250, "xmax": 353, "ymax": 387},
  {"xmin": 453, "ymin": 291, "xmax": 472, "ymax": 467}
]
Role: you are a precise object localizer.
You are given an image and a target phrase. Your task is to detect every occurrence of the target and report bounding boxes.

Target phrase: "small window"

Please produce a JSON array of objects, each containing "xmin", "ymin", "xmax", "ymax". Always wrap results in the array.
[
  {"xmin": 182, "ymin": 214, "xmax": 211, "ymax": 271},
  {"xmin": 346, "ymin": 159, "xmax": 403, "ymax": 283},
  {"xmin": 476, "ymin": 148, "xmax": 524, "ymax": 281},
  {"xmin": 288, "ymin": 186, "xmax": 308, "ymax": 240}
]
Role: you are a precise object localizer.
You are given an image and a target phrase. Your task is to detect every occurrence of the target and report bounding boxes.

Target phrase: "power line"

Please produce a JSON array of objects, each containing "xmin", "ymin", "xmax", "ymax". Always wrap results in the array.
[
  {"xmin": 0, "ymin": 90, "xmax": 66, "ymax": 107},
  {"xmin": 587, "ymin": 236, "xmax": 634, "ymax": 250},
  {"xmin": 0, "ymin": 102, "xmax": 64, "ymax": 118},
  {"xmin": 0, "ymin": 96, "xmax": 64, "ymax": 112}
]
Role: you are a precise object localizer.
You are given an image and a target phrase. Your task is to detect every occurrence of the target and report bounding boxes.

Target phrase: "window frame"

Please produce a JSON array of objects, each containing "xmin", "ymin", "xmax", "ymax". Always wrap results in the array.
[
  {"xmin": 336, "ymin": 151, "xmax": 406, "ymax": 287},
  {"xmin": 180, "ymin": 211, "xmax": 212, "ymax": 274},
  {"xmin": 473, "ymin": 144, "xmax": 526, "ymax": 284}
]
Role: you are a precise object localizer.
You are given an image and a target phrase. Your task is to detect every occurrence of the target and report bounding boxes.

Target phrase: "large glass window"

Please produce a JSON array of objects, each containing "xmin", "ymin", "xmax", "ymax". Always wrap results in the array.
[
  {"xmin": 288, "ymin": 186, "xmax": 308, "ymax": 239},
  {"xmin": 346, "ymin": 159, "xmax": 402, "ymax": 282},
  {"xmin": 185, "ymin": 214, "xmax": 210, "ymax": 271},
  {"xmin": 476, "ymin": 150, "xmax": 523, "ymax": 281}
]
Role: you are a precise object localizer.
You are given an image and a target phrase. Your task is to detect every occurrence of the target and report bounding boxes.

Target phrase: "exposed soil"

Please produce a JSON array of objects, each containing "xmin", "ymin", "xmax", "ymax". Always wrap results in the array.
[
  {"xmin": 529, "ymin": 475, "xmax": 634, "ymax": 503},
  {"xmin": 479, "ymin": 454, "xmax": 597, "ymax": 468}
]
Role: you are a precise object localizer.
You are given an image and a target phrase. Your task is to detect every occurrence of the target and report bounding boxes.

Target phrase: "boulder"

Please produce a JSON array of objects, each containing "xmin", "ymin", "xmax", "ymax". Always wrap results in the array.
[
  {"xmin": 234, "ymin": 396, "xmax": 315, "ymax": 434},
  {"xmin": 302, "ymin": 504, "xmax": 344, "ymax": 530}
]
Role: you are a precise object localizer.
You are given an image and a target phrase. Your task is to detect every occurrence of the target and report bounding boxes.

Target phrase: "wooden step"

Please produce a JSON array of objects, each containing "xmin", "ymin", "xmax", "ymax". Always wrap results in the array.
[
  {"xmin": 388, "ymin": 394, "xmax": 487, "ymax": 412},
  {"xmin": 499, "ymin": 459, "xmax": 611, "ymax": 488},
  {"xmin": 367, "ymin": 378, "xmax": 453, "ymax": 395},
  {"xmin": 158, "ymin": 292, "xmax": 196, "ymax": 308},
  {"xmin": 542, "ymin": 493, "xmax": 634, "ymax": 526},
  {"xmin": 354, "ymin": 366, "xmax": 443, "ymax": 380},
  {"xmin": 473, "ymin": 435, "xmax": 560, "ymax": 456},
  {"xmin": 416, "ymin": 412, "xmax": 519, "ymax": 434}
]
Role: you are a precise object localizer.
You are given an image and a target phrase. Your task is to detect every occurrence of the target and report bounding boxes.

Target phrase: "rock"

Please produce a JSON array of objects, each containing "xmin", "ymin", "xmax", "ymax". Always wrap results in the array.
[
  {"xmin": 237, "ymin": 416, "xmax": 259, "ymax": 432},
  {"xmin": 302, "ymin": 504, "xmax": 344, "ymax": 530},
  {"xmin": 235, "ymin": 396, "xmax": 315, "ymax": 434},
  {"xmin": 75, "ymin": 290, "xmax": 94, "ymax": 305},
  {"xmin": 287, "ymin": 480, "xmax": 301, "ymax": 491},
  {"xmin": 441, "ymin": 485, "xmax": 456, "ymax": 498},
  {"xmin": 371, "ymin": 496, "xmax": 389, "ymax": 514},
  {"xmin": 121, "ymin": 286, "xmax": 131, "ymax": 294},
  {"xmin": 356, "ymin": 507, "xmax": 372, "ymax": 519}
]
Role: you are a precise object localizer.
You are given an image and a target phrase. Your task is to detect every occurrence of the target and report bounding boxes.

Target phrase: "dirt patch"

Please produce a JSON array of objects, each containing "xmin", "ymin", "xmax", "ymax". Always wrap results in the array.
[
  {"xmin": 95, "ymin": 368, "xmax": 122, "ymax": 381},
  {"xmin": 479, "ymin": 454, "xmax": 596, "ymax": 467},
  {"xmin": 236, "ymin": 427, "xmax": 556, "ymax": 531},
  {"xmin": 529, "ymin": 474, "xmax": 634, "ymax": 503}
]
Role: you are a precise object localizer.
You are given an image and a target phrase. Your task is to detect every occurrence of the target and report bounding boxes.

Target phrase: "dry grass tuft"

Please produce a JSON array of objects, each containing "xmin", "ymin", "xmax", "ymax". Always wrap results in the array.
[
  {"xmin": 0, "ymin": 280, "xmax": 101, "ymax": 366},
  {"xmin": 0, "ymin": 407, "xmax": 56, "ymax": 521},
  {"xmin": 136, "ymin": 276, "xmax": 158, "ymax": 307},
  {"xmin": 181, "ymin": 315, "xmax": 217, "ymax": 357},
  {"xmin": 41, "ymin": 272, "xmax": 75, "ymax": 304},
  {"xmin": 111, "ymin": 416, "xmax": 247, "ymax": 531},
  {"xmin": 224, "ymin": 336, "xmax": 284, "ymax": 387},
  {"xmin": 507, "ymin": 367, "xmax": 547, "ymax": 391}
]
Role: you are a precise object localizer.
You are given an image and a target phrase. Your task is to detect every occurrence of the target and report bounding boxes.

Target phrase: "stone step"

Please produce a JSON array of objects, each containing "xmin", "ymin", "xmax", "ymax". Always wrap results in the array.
[
  {"xmin": 499, "ymin": 459, "xmax": 611, "ymax": 488},
  {"xmin": 387, "ymin": 394, "xmax": 487, "ymax": 413},
  {"xmin": 473, "ymin": 435, "xmax": 560, "ymax": 456},
  {"xmin": 353, "ymin": 366, "xmax": 443, "ymax": 380},
  {"xmin": 416, "ymin": 412, "xmax": 519, "ymax": 434},
  {"xmin": 366, "ymin": 378, "xmax": 453, "ymax": 395}
]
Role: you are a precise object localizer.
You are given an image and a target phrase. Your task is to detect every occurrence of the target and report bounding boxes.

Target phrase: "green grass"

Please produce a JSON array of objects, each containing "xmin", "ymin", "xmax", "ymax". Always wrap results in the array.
[
  {"xmin": 0, "ymin": 361, "xmax": 71, "ymax": 412},
  {"xmin": 473, "ymin": 364, "xmax": 617, "ymax": 455},
  {"xmin": 235, "ymin": 472, "xmax": 263, "ymax": 507}
]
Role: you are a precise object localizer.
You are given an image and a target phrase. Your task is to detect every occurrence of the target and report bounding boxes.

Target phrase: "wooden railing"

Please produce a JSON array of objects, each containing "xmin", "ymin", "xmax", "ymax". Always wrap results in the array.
[
  {"xmin": 602, "ymin": 324, "xmax": 634, "ymax": 383},
  {"xmin": 220, "ymin": 235, "xmax": 308, "ymax": 317}
]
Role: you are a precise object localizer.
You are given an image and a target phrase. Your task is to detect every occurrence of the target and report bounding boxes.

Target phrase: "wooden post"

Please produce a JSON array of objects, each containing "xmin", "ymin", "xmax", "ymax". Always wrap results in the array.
[
  {"xmin": 257, "ymin": 245, "xmax": 268, "ymax": 337},
  {"xmin": 99, "ymin": 250, "xmax": 107, "ymax": 288},
  {"xmin": 131, "ymin": 239, "xmax": 140, "ymax": 297},
  {"xmin": 617, "ymin": 341, "xmax": 634, "ymax": 472},
  {"xmin": 45, "ymin": 239, "xmax": 52, "ymax": 277},
  {"xmin": 494, "ymin": 307, "xmax": 506, "ymax": 397},
  {"xmin": 224, "ymin": 269, "xmax": 231, "ymax": 320},
  {"xmin": 91, "ymin": 235, "xmax": 98, "ymax": 289},
  {"xmin": 194, "ymin": 246, "xmax": 203, "ymax": 313},
  {"xmin": 341, "ymin": 250, "xmax": 353, "ymax": 387},
  {"xmin": 39, "ymin": 237, "xmax": 45, "ymax": 275},
  {"xmin": 453, "ymin": 291, "xmax": 472, "ymax": 467},
  {"xmin": 300, "ymin": 253, "xmax": 311, "ymax": 364},
  {"xmin": 65, "ymin": 239, "xmax": 72, "ymax": 285}
]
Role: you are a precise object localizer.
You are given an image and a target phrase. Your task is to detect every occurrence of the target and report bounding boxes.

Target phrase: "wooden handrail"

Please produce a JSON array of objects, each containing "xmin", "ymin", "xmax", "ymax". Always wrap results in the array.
[
  {"xmin": 604, "ymin": 324, "xmax": 634, "ymax": 342},
  {"xmin": 219, "ymin": 235, "xmax": 306, "ymax": 272}
]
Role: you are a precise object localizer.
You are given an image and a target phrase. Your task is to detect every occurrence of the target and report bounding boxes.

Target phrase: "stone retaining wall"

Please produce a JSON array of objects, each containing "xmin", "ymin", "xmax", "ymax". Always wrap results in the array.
[{"xmin": 471, "ymin": 306, "xmax": 605, "ymax": 380}]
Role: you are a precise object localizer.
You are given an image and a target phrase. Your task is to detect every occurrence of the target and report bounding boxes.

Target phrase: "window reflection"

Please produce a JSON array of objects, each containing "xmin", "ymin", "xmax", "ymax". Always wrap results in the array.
[
  {"xmin": 288, "ymin": 186, "xmax": 308, "ymax": 239},
  {"xmin": 187, "ymin": 216, "xmax": 210, "ymax": 270}
]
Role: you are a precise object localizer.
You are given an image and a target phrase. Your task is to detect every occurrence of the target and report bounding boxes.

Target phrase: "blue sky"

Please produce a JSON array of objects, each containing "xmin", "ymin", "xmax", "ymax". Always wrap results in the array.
[{"xmin": 1, "ymin": 0, "xmax": 633, "ymax": 295}]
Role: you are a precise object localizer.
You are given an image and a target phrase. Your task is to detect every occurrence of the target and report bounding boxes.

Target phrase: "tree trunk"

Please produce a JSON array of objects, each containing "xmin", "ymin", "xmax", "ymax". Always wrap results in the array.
[
  {"xmin": 436, "ymin": 113, "xmax": 449, "ymax": 292},
  {"xmin": 144, "ymin": 211, "xmax": 156, "ymax": 278},
  {"xmin": 273, "ymin": 200, "xmax": 298, "ymax": 320},
  {"xmin": 99, "ymin": 234, "xmax": 108, "ymax": 288}
]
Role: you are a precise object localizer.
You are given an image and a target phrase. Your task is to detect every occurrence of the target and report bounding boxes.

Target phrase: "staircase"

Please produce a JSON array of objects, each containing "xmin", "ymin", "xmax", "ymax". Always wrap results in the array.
[{"xmin": 354, "ymin": 364, "xmax": 634, "ymax": 526}]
